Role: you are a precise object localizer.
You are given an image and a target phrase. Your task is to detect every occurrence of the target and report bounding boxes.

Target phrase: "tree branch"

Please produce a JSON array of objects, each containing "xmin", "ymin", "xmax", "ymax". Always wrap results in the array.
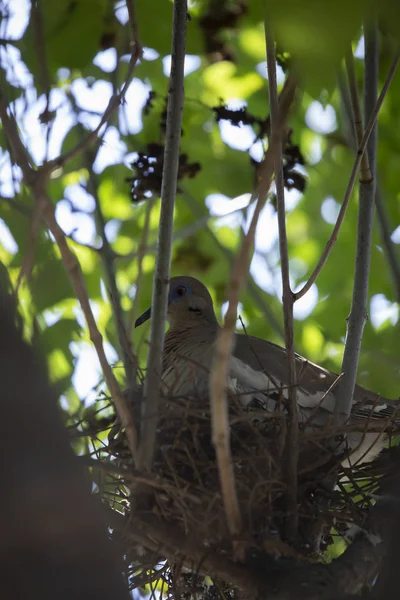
[
  {"xmin": 128, "ymin": 197, "xmax": 155, "ymax": 337},
  {"xmin": 0, "ymin": 88, "xmax": 138, "ymax": 464},
  {"xmin": 83, "ymin": 144, "xmax": 138, "ymax": 387},
  {"xmin": 265, "ymin": 25, "xmax": 298, "ymax": 540},
  {"xmin": 181, "ymin": 187, "xmax": 284, "ymax": 337},
  {"xmin": 333, "ymin": 24, "xmax": 378, "ymax": 426},
  {"xmin": 115, "ymin": 449, "xmax": 400, "ymax": 600},
  {"xmin": 42, "ymin": 0, "xmax": 142, "ymax": 175},
  {"xmin": 374, "ymin": 183, "xmax": 400, "ymax": 303},
  {"xmin": 344, "ymin": 45, "xmax": 372, "ymax": 182},
  {"xmin": 294, "ymin": 52, "xmax": 399, "ymax": 301},
  {"xmin": 338, "ymin": 65, "xmax": 400, "ymax": 305},
  {"xmin": 137, "ymin": 0, "xmax": 187, "ymax": 472},
  {"xmin": 209, "ymin": 72, "xmax": 295, "ymax": 555}
]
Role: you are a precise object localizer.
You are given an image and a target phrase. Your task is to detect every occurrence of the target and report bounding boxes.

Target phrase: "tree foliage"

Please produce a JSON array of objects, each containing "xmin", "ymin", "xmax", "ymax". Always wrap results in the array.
[{"xmin": 1, "ymin": 0, "xmax": 400, "ymax": 595}]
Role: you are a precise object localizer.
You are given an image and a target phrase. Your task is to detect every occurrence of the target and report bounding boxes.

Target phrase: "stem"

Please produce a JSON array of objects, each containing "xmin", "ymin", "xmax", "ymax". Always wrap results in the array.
[
  {"xmin": 333, "ymin": 24, "xmax": 378, "ymax": 426},
  {"xmin": 345, "ymin": 46, "xmax": 371, "ymax": 182},
  {"xmin": 137, "ymin": 0, "xmax": 187, "ymax": 472},
  {"xmin": 295, "ymin": 52, "xmax": 399, "ymax": 301},
  {"xmin": 265, "ymin": 24, "xmax": 298, "ymax": 540}
]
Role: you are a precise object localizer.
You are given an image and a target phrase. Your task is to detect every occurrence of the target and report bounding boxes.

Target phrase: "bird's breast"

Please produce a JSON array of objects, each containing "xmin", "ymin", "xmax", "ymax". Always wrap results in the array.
[{"xmin": 162, "ymin": 334, "xmax": 215, "ymax": 397}]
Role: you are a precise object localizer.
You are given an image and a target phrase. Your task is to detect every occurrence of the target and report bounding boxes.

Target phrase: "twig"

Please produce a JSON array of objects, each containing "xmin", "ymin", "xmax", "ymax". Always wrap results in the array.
[
  {"xmin": 344, "ymin": 46, "xmax": 371, "ymax": 182},
  {"xmin": 333, "ymin": 24, "xmax": 379, "ymax": 426},
  {"xmin": 338, "ymin": 67, "xmax": 400, "ymax": 304},
  {"xmin": 375, "ymin": 184, "xmax": 400, "ymax": 303},
  {"xmin": 43, "ymin": 194, "xmax": 139, "ymax": 458},
  {"xmin": 0, "ymin": 90, "xmax": 138, "ymax": 463},
  {"xmin": 181, "ymin": 187, "xmax": 284, "ymax": 337},
  {"xmin": 31, "ymin": 0, "xmax": 52, "ymax": 160},
  {"xmin": 86, "ymin": 150, "xmax": 137, "ymax": 386},
  {"xmin": 128, "ymin": 196, "xmax": 155, "ymax": 337},
  {"xmin": 209, "ymin": 73, "xmax": 295, "ymax": 551},
  {"xmin": 42, "ymin": 0, "xmax": 142, "ymax": 175},
  {"xmin": 265, "ymin": 25, "xmax": 298, "ymax": 540},
  {"xmin": 295, "ymin": 52, "xmax": 399, "ymax": 301},
  {"xmin": 137, "ymin": 0, "xmax": 187, "ymax": 472}
]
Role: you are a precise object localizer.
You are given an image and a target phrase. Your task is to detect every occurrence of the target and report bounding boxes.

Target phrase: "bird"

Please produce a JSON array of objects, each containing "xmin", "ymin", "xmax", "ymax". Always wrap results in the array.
[{"xmin": 135, "ymin": 275, "xmax": 399, "ymax": 464}]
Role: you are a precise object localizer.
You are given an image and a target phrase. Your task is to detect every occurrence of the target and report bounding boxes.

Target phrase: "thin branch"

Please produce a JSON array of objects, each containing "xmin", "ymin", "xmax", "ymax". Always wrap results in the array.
[
  {"xmin": 181, "ymin": 187, "xmax": 284, "ymax": 336},
  {"xmin": 344, "ymin": 45, "xmax": 371, "ymax": 182},
  {"xmin": 42, "ymin": 192, "xmax": 138, "ymax": 459},
  {"xmin": 209, "ymin": 73, "xmax": 295, "ymax": 552},
  {"xmin": 85, "ymin": 149, "xmax": 138, "ymax": 386},
  {"xmin": 265, "ymin": 25, "xmax": 298, "ymax": 540},
  {"xmin": 117, "ymin": 450, "xmax": 400, "ymax": 600},
  {"xmin": 375, "ymin": 183, "xmax": 400, "ymax": 303},
  {"xmin": 31, "ymin": 0, "xmax": 52, "ymax": 161},
  {"xmin": 295, "ymin": 52, "xmax": 399, "ymax": 301},
  {"xmin": 137, "ymin": 0, "xmax": 187, "ymax": 472},
  {"xmin": 333, "ymin": 24, "xmax": 379, "ymax": 425},
  {"xmin": 0, "ymin": 90, "xmax": 138, "ymax": 463},
  {"xmin": 128, "ymin": 196, "xmax": 155, "ymax": 337},
  {"xmin": 42, "ymin": 0, "xmax": 142, "ymax": 175},
  {"xmin": 339, "ymin": 66, "xmax": 400, "ymax": 305}
]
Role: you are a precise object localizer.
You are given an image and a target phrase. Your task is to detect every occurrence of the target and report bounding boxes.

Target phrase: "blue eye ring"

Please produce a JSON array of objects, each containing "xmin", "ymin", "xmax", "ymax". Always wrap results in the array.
[{"xmin": 174, "ymin": 285, "xmax": 187, "ymax": 297}]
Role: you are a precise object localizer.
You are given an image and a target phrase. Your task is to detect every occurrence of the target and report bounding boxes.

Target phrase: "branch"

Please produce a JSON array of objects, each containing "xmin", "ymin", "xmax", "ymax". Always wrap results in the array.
[
  {"xmin": 42, "ymin": 0, "xmax": 142, "ymax": 175},
  {"xmin": 375, "ymin": 184, "xmax": 400, "ymax": 303},
  {"xmin": 209, "ymin": 72, "xmax": 296, "ymax": 553},
  {"xmin": 294, "ymin": 52, "xmax": 399, "ymax": 301},
  {"xmin": 333, "ymin": 24, "xmax": 378, "ymax": 426},
  {"xmin": 42, "ymin": 190, "xmax": 139, "ymax": 459},
  {"xmin": 115, "ymin": 450, "xmax": 400, "ymax": 600},
  {"xmin": 137, "ymin": 0, "xmax": 187, "ymax": 472},
  {"xmin": 128, "ymin": 197, "xmax": 155, "ymax": 337},
  {"xmin": 0, "ymin": 89, "xmax": 138, "ymax": 463},
  {"xmin": 31, "ymin": 0, "xmax": 52, "ymax": 160},
  {"xmin": 344, "ymin": 45, "xmax": 371, "ymax": 182},
  {"xmin": 83, "ymin": 143, "xmax": 138, "ymax": 387},
  {"xmin": 265, "ymin": 25, "xmax": 298, "ymax": 540},
  {"xmin": 180, "ymin": 187, "xmax": 284, "ymax": 336},
  {"xmin": 338, "ymin": 66, "xmax": 400, "ymax": 305}
]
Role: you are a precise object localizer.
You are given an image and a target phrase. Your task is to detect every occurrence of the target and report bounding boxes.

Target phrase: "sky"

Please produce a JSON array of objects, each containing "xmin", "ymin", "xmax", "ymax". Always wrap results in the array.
[{"xmin": 0, "ymin": 0, "xmax": 398, "ymax": 403}]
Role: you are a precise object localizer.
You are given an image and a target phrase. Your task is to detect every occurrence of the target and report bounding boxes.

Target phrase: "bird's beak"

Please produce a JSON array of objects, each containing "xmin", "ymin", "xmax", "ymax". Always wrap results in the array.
[{"xmin": 134, "ymin": 306, "xmax": 152, "ymax": 328}]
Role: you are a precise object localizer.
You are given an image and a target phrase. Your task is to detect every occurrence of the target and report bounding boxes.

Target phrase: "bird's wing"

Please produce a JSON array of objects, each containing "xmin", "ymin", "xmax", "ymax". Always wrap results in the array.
[{"xmin": 233, "ymin": 333, "xmax": 392, "ymax": 414}]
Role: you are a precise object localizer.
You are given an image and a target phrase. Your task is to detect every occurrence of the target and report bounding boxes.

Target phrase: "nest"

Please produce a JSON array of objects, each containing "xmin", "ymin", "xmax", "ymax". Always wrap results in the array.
[{"xmin": 76, "ymin": 386, "xmax": 400, "ymax": 596}]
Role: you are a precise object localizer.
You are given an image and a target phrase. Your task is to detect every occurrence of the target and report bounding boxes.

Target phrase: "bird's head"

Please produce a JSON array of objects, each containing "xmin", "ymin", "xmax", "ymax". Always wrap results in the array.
[{"xmin": 135, "ymin": 276, "xmax": 218, "ymax": 329}]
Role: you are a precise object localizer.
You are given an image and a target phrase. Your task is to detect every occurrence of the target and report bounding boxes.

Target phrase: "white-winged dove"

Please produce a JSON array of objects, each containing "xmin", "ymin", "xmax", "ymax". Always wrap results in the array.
[{"xmin": 135, "ymin": 275, "xmax": 399, "ymax": 464}]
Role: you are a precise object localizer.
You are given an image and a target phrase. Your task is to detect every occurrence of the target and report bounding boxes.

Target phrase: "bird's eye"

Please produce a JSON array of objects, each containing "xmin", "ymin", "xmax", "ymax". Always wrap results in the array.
[{"xmin": 175, "ymin": 285, "xmax": 187, "ymax": 297}]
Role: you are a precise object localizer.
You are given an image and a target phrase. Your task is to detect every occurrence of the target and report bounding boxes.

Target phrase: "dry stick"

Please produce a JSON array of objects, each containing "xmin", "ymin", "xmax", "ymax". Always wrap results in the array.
[
  {"xmin": 333, "ymin": 24, "xmax": 379, "ymax": 426},
  {"xmin": 0, "ymin": 98, "xmax": 138, "ymax": 463},
  {"xmin": 265, "ymin": 26, "xmax": 298, "ymax": 540},
  {"xmin": 43, "ymin": 0, "xmax": 142, "ymax": 176},
  {"xmin": 209, "ymin": 75, "xmax": 295, "ymax": 552},
  {"xmin": 137, "ymin": 0, "xmax": 187, "ymax": 473},
  {"xmin": 295, "ymin": 52, "xmax": 399, "ymax": 302},
  {"xmin": 181, "ymin": 187, "xmax": 284, "ymax": 336}
]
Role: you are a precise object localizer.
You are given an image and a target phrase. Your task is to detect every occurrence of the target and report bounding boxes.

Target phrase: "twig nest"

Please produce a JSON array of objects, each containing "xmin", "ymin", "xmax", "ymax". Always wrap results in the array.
[{"xmin": 107, "ymin": 387, "xmax": 399, "ymax": 569}]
